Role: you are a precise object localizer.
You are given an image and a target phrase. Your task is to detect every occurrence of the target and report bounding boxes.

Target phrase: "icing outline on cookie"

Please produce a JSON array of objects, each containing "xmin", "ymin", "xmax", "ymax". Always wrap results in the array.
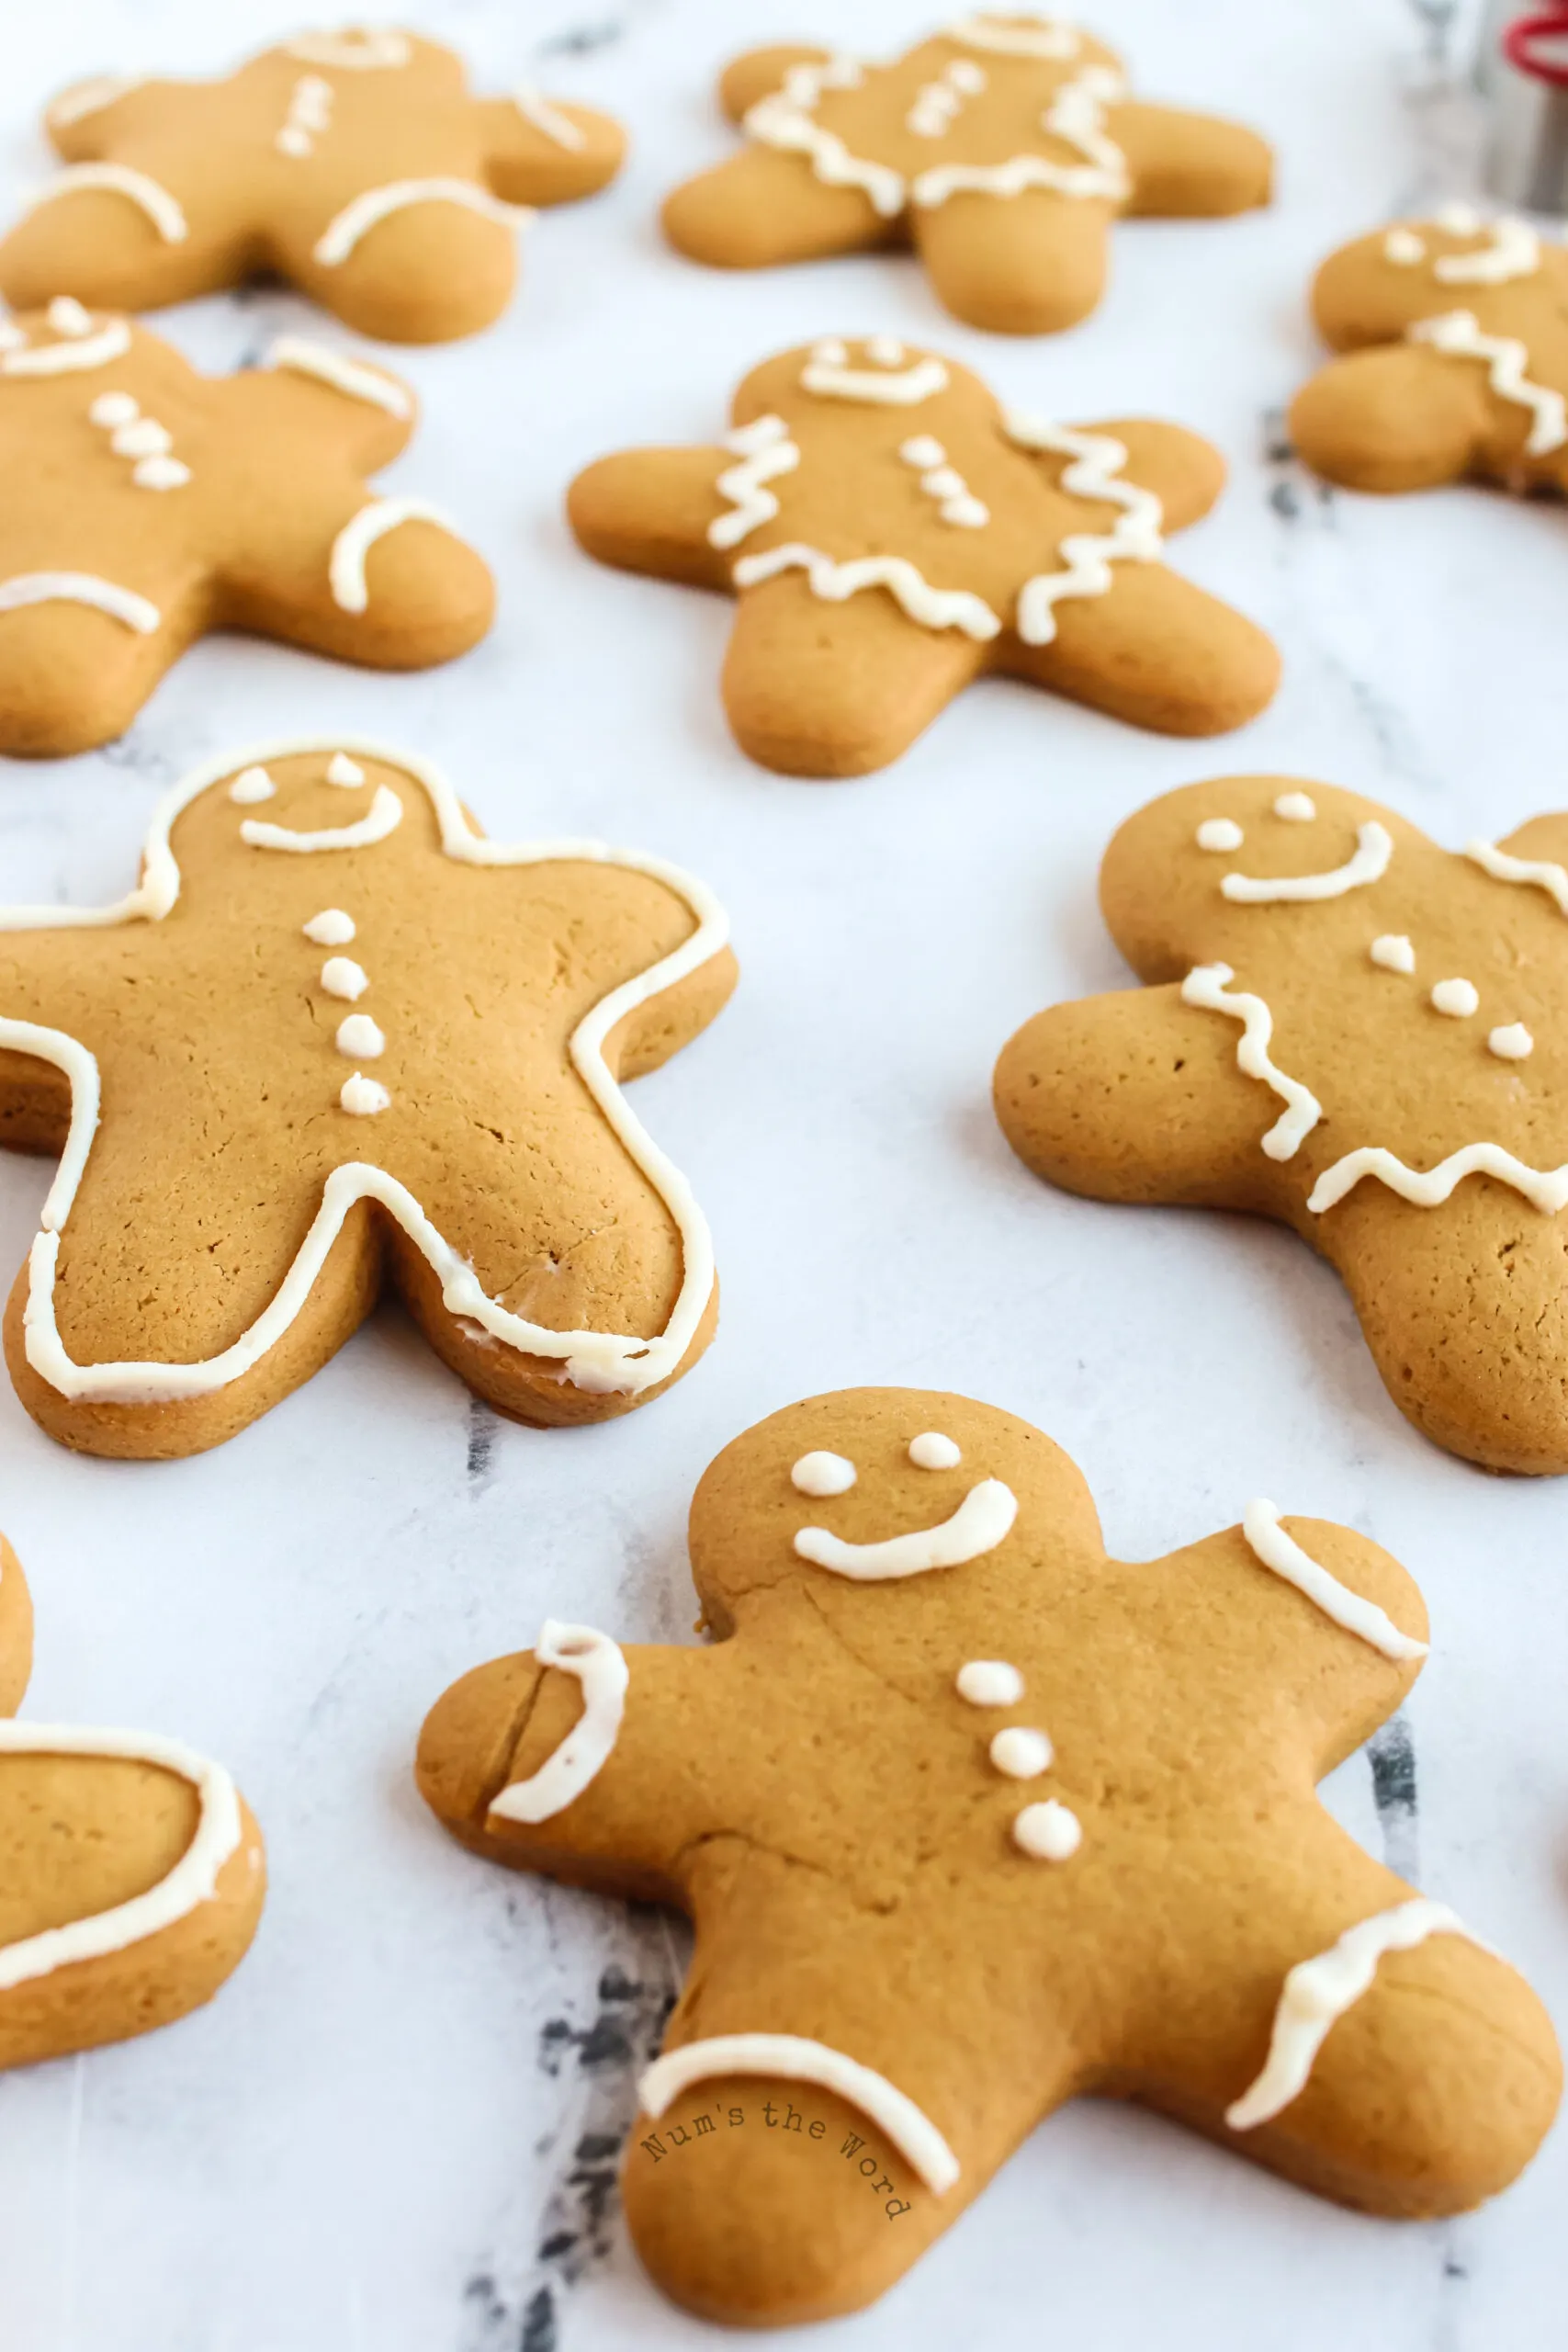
[
  {"xmin": 0, "ymin": 1723, "xmax": 243, "ymax": 1991},
  {"xmin": 20, "ymin": 161, "xmax": 187, "ymax": 243},
  {"xmin": 265, "ymin": 334, "xmax": 412, "ymax": 420},
  {"xmin": 732, "ymin": 544, "xmax": 1002, "ymax": 641},
  {"xmin": 794, "ymin": 1478, "xmax": 1018, "ymax": 1578},
  {"xmin": 1404, "ymin": 312, "xmax": 1568, "ymax": 458},
  {"xmin": 639, "ymin": 2032, "xmax": 961, "ymax": 2194},
  {"xmin": 0, "ymin": 572, "xmax": 159, "ymax": 633},
  {"xmin": 1241, "ymin": 1502, "xmax": 1427, "ymax": 1661},
  {"xmin": 0, "ymin": 736, "xmax": 729, "ymax": 1402},
  {"xmin": 1179, "ymin": 966, "xmax": 1321, "ymax": 1159},
  {"xmin": 1307, "ymin": 1144, "xmax": 1568, "ymax": 1217},
  {"xmin": 313, "ymin": 178, "xmax": 532, "ymax": 268},
  {"xmin": 489, "ymin": 1623, "xmax": 629, "ymax": 1824},
  {"xmin": 1004, "ymin": 416, "xmax": 1164, "ymax": 644},
  {"xmin": 329, "ymin": 498, "xmax": 457, "ymax": 613}
]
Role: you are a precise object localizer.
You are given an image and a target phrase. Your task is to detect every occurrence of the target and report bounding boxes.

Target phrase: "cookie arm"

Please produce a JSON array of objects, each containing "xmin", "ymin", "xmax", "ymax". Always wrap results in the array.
[
  {"xmin": 0, "ymin": 153, "xmax": 252, "ymax": 316},
  {"xmin": 474, "ymin": 95, "xmax": 626, "ymax": 206},
  {"xmin": 1000, "ymin": 560, "xmax": 1280, "ymax": 737},
  {"xmin": 995, "ymin": 981, "xmax": 1292, "ymax": 1210},
  {"xmin": 416, "ymin": 1640, "xmax": 736, "ymax": 1900},
  {"xmin": 911, "ymin": 190, "xmax": 1113, "ymax": 335},
  {"xmin": 568, "ymin": 447, "xmax": 739, "ymax": 591},
  {"xmin": 722, "ymin": 576, "xmax": 988, "ymax": 776},
  {"xmin": 717, "ymin": 46, "xmax": 832, "ymax": 121},
  {"xmin": 1111, "ymin": 101, "xmax": 1273, "ymax": 217},
  {"xmin": 662, "ymin": 149, "xmax": 890, "ymax": 269},
  {"xmin": 43, "ymin": 80, "xmax": 182, "ymax": 161},
  {"xmin": 1290, "ymin": 347, "xmax": 1495, "ymax": 492},
  {"xmin": 1066, "ymin": 418, "xmax": 1227, "ymax": 530}
]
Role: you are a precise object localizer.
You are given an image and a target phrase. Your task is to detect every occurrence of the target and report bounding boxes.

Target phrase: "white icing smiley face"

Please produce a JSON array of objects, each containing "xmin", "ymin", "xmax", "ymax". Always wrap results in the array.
[{"xmin": 787, "ymin": 1430, "xmax": 1013, "ymax": 1580}]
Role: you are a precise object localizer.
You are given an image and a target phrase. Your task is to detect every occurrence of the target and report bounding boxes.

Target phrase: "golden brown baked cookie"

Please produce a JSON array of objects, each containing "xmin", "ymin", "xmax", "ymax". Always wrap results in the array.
[
  {"xmin": 0, "ymin": 737, "xmax": 737, "ymax": 1458},
  {"xmin": 996, "ymin": 774, "xmax": 1568, "ymax": 1473},
  {"xmin": 0, "ymin": 1532, "xmax": 265, "ymax": 2071},
  {"xmin": 0, "ymin": 28, "xmax": 625, "ymax": 344},
  {"xmin": 418, "ymin": 1386, "xmax": 1561, "ymax": 2325},
  {"xmin": 0, "ymin": 306, "xmax": 493, "ymax": 757},
  {"xmin": 1292, "ymin": 207, "xmax": 1568, "ymax": 495},
  {"xmin": 663, "ymin": 16, "xmax": 1270, "ymax": 334},
  {"xmin": 568, "ymin": 337, "xmax": 1279, "ymax": 775}
]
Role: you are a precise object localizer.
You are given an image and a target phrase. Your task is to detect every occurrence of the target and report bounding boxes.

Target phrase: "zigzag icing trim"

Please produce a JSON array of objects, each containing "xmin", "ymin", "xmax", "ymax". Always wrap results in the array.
[
  {"xmin": 708, "ymin": 414, "xmax": 800, "ymax": 550},
  {"xmin": 732, "ymin": 541, "xmax": 1002, "ymax": 640},
  {"xmin": 744, "ymin": 56, "xmax": 906, "ymax": 219},
  {"xmin": 1180, "ymin": 965, "xmax": 1321, "ymax": 1161},
  {"xmin": 912, "ymin": 64, "xmax": 1129, "ymax": 207},
  {"xmin": 1307, "ymin": 1145, "xmax": 1568, "ymax": 1217},
  {"xmin": 1406, "ymin": 311, "xmax": 1568, "ymax": 457},
  {"xmin": 1005, "ymin": 415, "xmax": 1163, "ymax": 643},
  {"xmin": 1465, "ymin": 837, "xmax": 1568, "ymax": 914}
]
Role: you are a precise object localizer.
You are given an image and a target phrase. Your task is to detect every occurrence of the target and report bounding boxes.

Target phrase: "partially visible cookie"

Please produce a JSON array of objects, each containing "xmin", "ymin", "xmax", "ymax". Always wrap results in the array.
[
  {"xmin": 0, "ymin": 1532, "xmax": 265, "ymax": 2072},
  {"xmin": 996, "ymin": 774, "xmax": 1568, "ymax": 1471},
  {"xmin": 419, "ymin": 1387, "xmax": 1560, "ymax": 2324},
  {"xmin": 0, "ymin": 309, "xmax": 493, "ymax": 757},
  {"xmin": 663, "ymin": 17, "xmax": 1269, "ymax": 334},
  {"xmin": 0, "ymin": 29, "xmax": 625, "ymax": 343},
  {"xmin": 1292, "ymin": 207, "xmax": 1568, "ymax": 494},
  {"xmin": 0, "ymin": 737, "xmax": 737, "ymax": 1457},
  {"xmin": 568, "ymin": 335, "xmax": 1279, "ymax": 775}
]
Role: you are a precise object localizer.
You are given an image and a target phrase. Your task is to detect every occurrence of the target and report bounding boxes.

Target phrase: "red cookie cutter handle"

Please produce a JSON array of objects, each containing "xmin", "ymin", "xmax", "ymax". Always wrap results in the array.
[{"xmin": 1504, "ymin": 10, "xmax": 1568, "ymax": 85}]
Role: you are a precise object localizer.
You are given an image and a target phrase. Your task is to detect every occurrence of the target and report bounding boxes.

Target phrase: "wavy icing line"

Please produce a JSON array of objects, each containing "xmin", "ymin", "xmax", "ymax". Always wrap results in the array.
[
  {"xmin": 0, "ymin": 735, "xmax": 728, "ymax": 1402},
  {"xmin": 946, "ymin": 14, "xmax": 1081, "ymax": 58},
  {"xmin": 640, "ymin": 2033, "xmax": 961, "ymax": 2194},
  {"xmin": 794, "ymin": 1478, "xmax": 1018, "ymax": 1578},
  {"xmin": 1226, "ymin": 1900, "xmax": 1478, "ymax": 2131},
  {"xmin": 488, "ymin": 1623, "xmax": 628, "ymax": 1824},
  {"xmin": 285, "ymin": 31, "xmax": 412, "ymax": 70},
  {"xmin": 1180, "ymin": 964, "xmax": 1321, "ymax": 1160},
  {"xmin": 2, "ymin": 319, "xmax": 132, "ymax": 377},
  {"xmin": 313, "ymin": 179, "xmax": 532, "ymax": 267},
  {"xmin": 1220, "ymin": 820, "xmax": 1392, "ymax": 902},
  {"xmin": 743, "ymin": 56, "xmax": 905, "ymax": 219},
  {"xmin": 0, "ymin": 1723, "xmax": 243, "ymax": 1991},
  {"xmin": 911, "ymin": 63, "xmax": 1129, "ymax": 208},
  {"xmin": 1241, "ymin": 1501, "xmax": 1427, "ymax": 1661},
  {"xmin": 1004, "ymin": 416, "xmax": 1164, "ymax": 644},
  {"xmin": 22, "ymin": 162, "xmax": 187, "ymax": 243},
  {"xmin": 732, "ymin": 542, "xmax": 1002, "ymax": 641},
  {"xmin": 329, "ymin": 499, "xmax": 456, "ymax": 612},
  {"xmin": 1406, "ymin": 311, "xmax": 1568, "ymax": 458},
  {"xmin": 1465, "ymin": 836, "xmax": 1568, "ymax": 914},
  {"xmin": 0, "ymin": 572, "xmax": 159, "ymax": 634},
  {"xmin": 1307, "ymin": 1143, "xmax": 1568, "ymax": 1217},
  {"xmin": 708, "ymin": 414, "xmax": 800, "ymax": 550}
]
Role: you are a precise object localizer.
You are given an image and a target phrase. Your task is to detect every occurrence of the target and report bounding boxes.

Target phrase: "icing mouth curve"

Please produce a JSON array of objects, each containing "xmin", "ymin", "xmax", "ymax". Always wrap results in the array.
[{"xmin": 793, "ymin": 1477, "xmax": 1019, "ymax": 1579}]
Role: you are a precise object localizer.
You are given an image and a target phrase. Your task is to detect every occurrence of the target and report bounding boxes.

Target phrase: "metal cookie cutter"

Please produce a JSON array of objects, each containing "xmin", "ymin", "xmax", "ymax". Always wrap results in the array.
[{"xmin": 1482, "ymin": 7, "xmax": 1568, "ymax": 209}]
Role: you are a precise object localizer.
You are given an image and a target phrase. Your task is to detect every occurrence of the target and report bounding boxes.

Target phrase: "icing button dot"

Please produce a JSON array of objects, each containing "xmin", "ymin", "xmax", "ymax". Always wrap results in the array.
[
  {"xmin": 1196, "ymin": 819, "xmax": 1244, "ymax": 853},
  {"xmin": 1370, "ymin": 934, "xmax": 1416, "ymax": 974},
  {"xmin": 955, "ymin": 1659, "xmax": 1023, "ymax": 1707},
  {"xmin": 302, "ymin": 909, "xmax": 355, "ymax": 946},
  {"xmin": 1430, "ymin": 978, "xmax": 1479, "ymax": 1018},
  {"xmin": 1013, "ymin": 1800, "xmax": 1081, "ymax": 1861},
  {"xmin": 908, "ymin": 1431, "xmax": 961, "ymax": 1469},
  {"xmin": 335, "ymin": 1012, "xmax": 385, "ymax": 1059},
  {"xmin": 340, "ymin": 1071, "xmax": 390, "ymax": 1115},
  {"xmin": 790, "ymin": 1450, "xmax": 856, "ymax": 1497},
  {"xmin": 1488, "ymin": 1022, "xmax": 1533, "ymax": 1060},
  {"xmin": 132, "ymin": 454, "xmax": 190, "ymax": 490},
  {"xmin": 111, "ymin": 417, "xmax": 172, "ymax": 458},
  {"xmin": 321, "ymin": 956, "xmax": 368, "ymax": 1001},
  {"xmin": 990, "ymin": 1726, "xmax": 1053, "ymax": 1779},
  {"xmin": 89, "ymin": 390, "xmax": 138, "ymax": 427}
]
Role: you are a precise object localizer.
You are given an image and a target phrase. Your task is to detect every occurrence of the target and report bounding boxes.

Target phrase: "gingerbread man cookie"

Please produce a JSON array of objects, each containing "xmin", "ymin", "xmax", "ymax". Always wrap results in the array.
[
  {"xmin": 662, "ymin": 15, "xmax": 1270, "ymax": 334},
  {"xmin": 1291, "ymin": 207, "xmax": 1568, "ymax": 497},
  {"xmin": 419, "ymin": 1388, "xmax": 1559, "ymax": 2324},
  {"xmin": 0, "ymin": 29, "xmax": 625, "ymax": 344},
  {"xmin": 0, "ymin": 1534, "xmax": 266, "ymax": 2071},
  {"xmin": 0, "ymin": 305, "xmax": 493, "ymax": 757},
  {"xmin": 995, "ymin": 774, "xmax": 1568, "ymax": 1473},
  {"xmin": 568, "ymin": 338, "xmax": 1279, "ymax": 775},
  {"xmin": 0, "ymin": 737, "xmax": 737, "ymax": 1458}
]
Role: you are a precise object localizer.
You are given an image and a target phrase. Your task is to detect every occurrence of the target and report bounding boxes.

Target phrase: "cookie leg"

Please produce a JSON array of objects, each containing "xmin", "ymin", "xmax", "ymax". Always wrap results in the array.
[
  {"xmin": 722, "ymin": 578, "xmax": 987, "ymax": 775},
  {"xmin": 994, "ymin": 982, "xmax": 1285, "ymax": 1210},
  {"xmin": 0, "ymin": 1747, "xmax": 265, "ymax": 2071},
  {"xmin": 1111, "ymin": 101, "xmax": 1273, "ymax": 216},
  {"xmin": 911, "ymin": 191, "xmax": 1114, "ymax": 334},
  {"xmin": 567, "ymin": 447, "xmax": 736, "ymax": 591},
  {"xmin": 661, "ymin": 151, "xmax": 891, "ymax": 268},
  {"xmin": 0, "ymin": 1536, "xmax": 32, "ymax": 1716},
  {"xmin": 1323, "ymin": 1190, "xmax": 1568, "ymax": 1474},
  {"xmin": 1004, "ymin": 561, "xmax": 1280, "ymax": 736},
  {"xmin": 276, "ymin": 204, "xmax": 521, "ymax": 345},
  {"xmin": 1290, "ymin": 347, "xmax": 1494, "ymax": 492}
]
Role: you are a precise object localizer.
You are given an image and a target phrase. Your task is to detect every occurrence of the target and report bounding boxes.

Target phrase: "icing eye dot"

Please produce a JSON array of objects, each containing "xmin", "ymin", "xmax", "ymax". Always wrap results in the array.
[
  {"xmin": 810, "ymin": 336, "xmax": 848, "ymax": 367},
  {"xmin": 327, "ymin": 752, "xmax": 365, "ymax": 787},
  {"xmin": 1384, "ymin": 226, "xmax": 1426, "ymax": 265},
  {"xmin": 302, "ymin": 908, "xmax": 355, "ymax": 946},
  {"xmin": 908, "ymin": 1430, "xmax": 961, "ymax": 1470},
  {"xmin": 866, "ymin": 334, "xmax": 905, "ymax": 365},
  {"xmin": 48, "ymin": 295, "xmax": 92, "ymax": 336},
  {"xmin": 1488, "ymin": 1023, "xmax": 1533, "ymax": 1060},
  {"xmin": 1370, "ymin": 933, "xmax": 1416, "ymax": 974},
  {"xmin": 955, "ymin": 1659, "xmax": 1023, "ymax": 1707},
  {"xmin": 1196, "ymin": 818, "xmax": 1244, "ymax": 853},
  {"xmin": 1430, "ymin": 978, "xmax": 1479, "ymax": 1018},
  {"xmin": 229, "ymin": 765, "xmax": 276, "ymax": 805},
  {"xmin": 1273, "ymin": 791, "xmax": 1316, "ymax": 823},
  {"xmin": 791, "ymin": 1451, "xmax": 856, "ymax": 1497},
  {"xmin": 1013, "ymin": 1799, "xmax": 1081, "ymax": 1861},
  {"xmin": 1436, "ymin": 199, "xmax": 1480, "ymax": 233},
  {"xmin": 335, "ymin": 1012, "xmax": 385, "ymax": 1059},
  {"xmin": 990, "ymin": 1726, "xmax": 1052, "ymax": 1779}
]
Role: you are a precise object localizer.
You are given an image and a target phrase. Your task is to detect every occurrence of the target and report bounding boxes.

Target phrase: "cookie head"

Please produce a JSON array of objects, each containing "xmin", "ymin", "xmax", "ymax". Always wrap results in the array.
[
  {"xmin": 0, "ymin": 1536, "xmax": 32, "ymax": 1717},
  {"xmin": 1311, "ymin": 210, "xmax": 1562, "ymax": 351},
  {"xmin": 687, "ymin": 1386, "xmax": 1100, "ymax": 1633}
]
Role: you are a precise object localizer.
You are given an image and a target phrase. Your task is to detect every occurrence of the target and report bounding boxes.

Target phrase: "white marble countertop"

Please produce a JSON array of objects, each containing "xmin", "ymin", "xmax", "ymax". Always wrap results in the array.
[{"xmin": 1, "ymin": 1, "xmax": 1564, "ymax": 2346}]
